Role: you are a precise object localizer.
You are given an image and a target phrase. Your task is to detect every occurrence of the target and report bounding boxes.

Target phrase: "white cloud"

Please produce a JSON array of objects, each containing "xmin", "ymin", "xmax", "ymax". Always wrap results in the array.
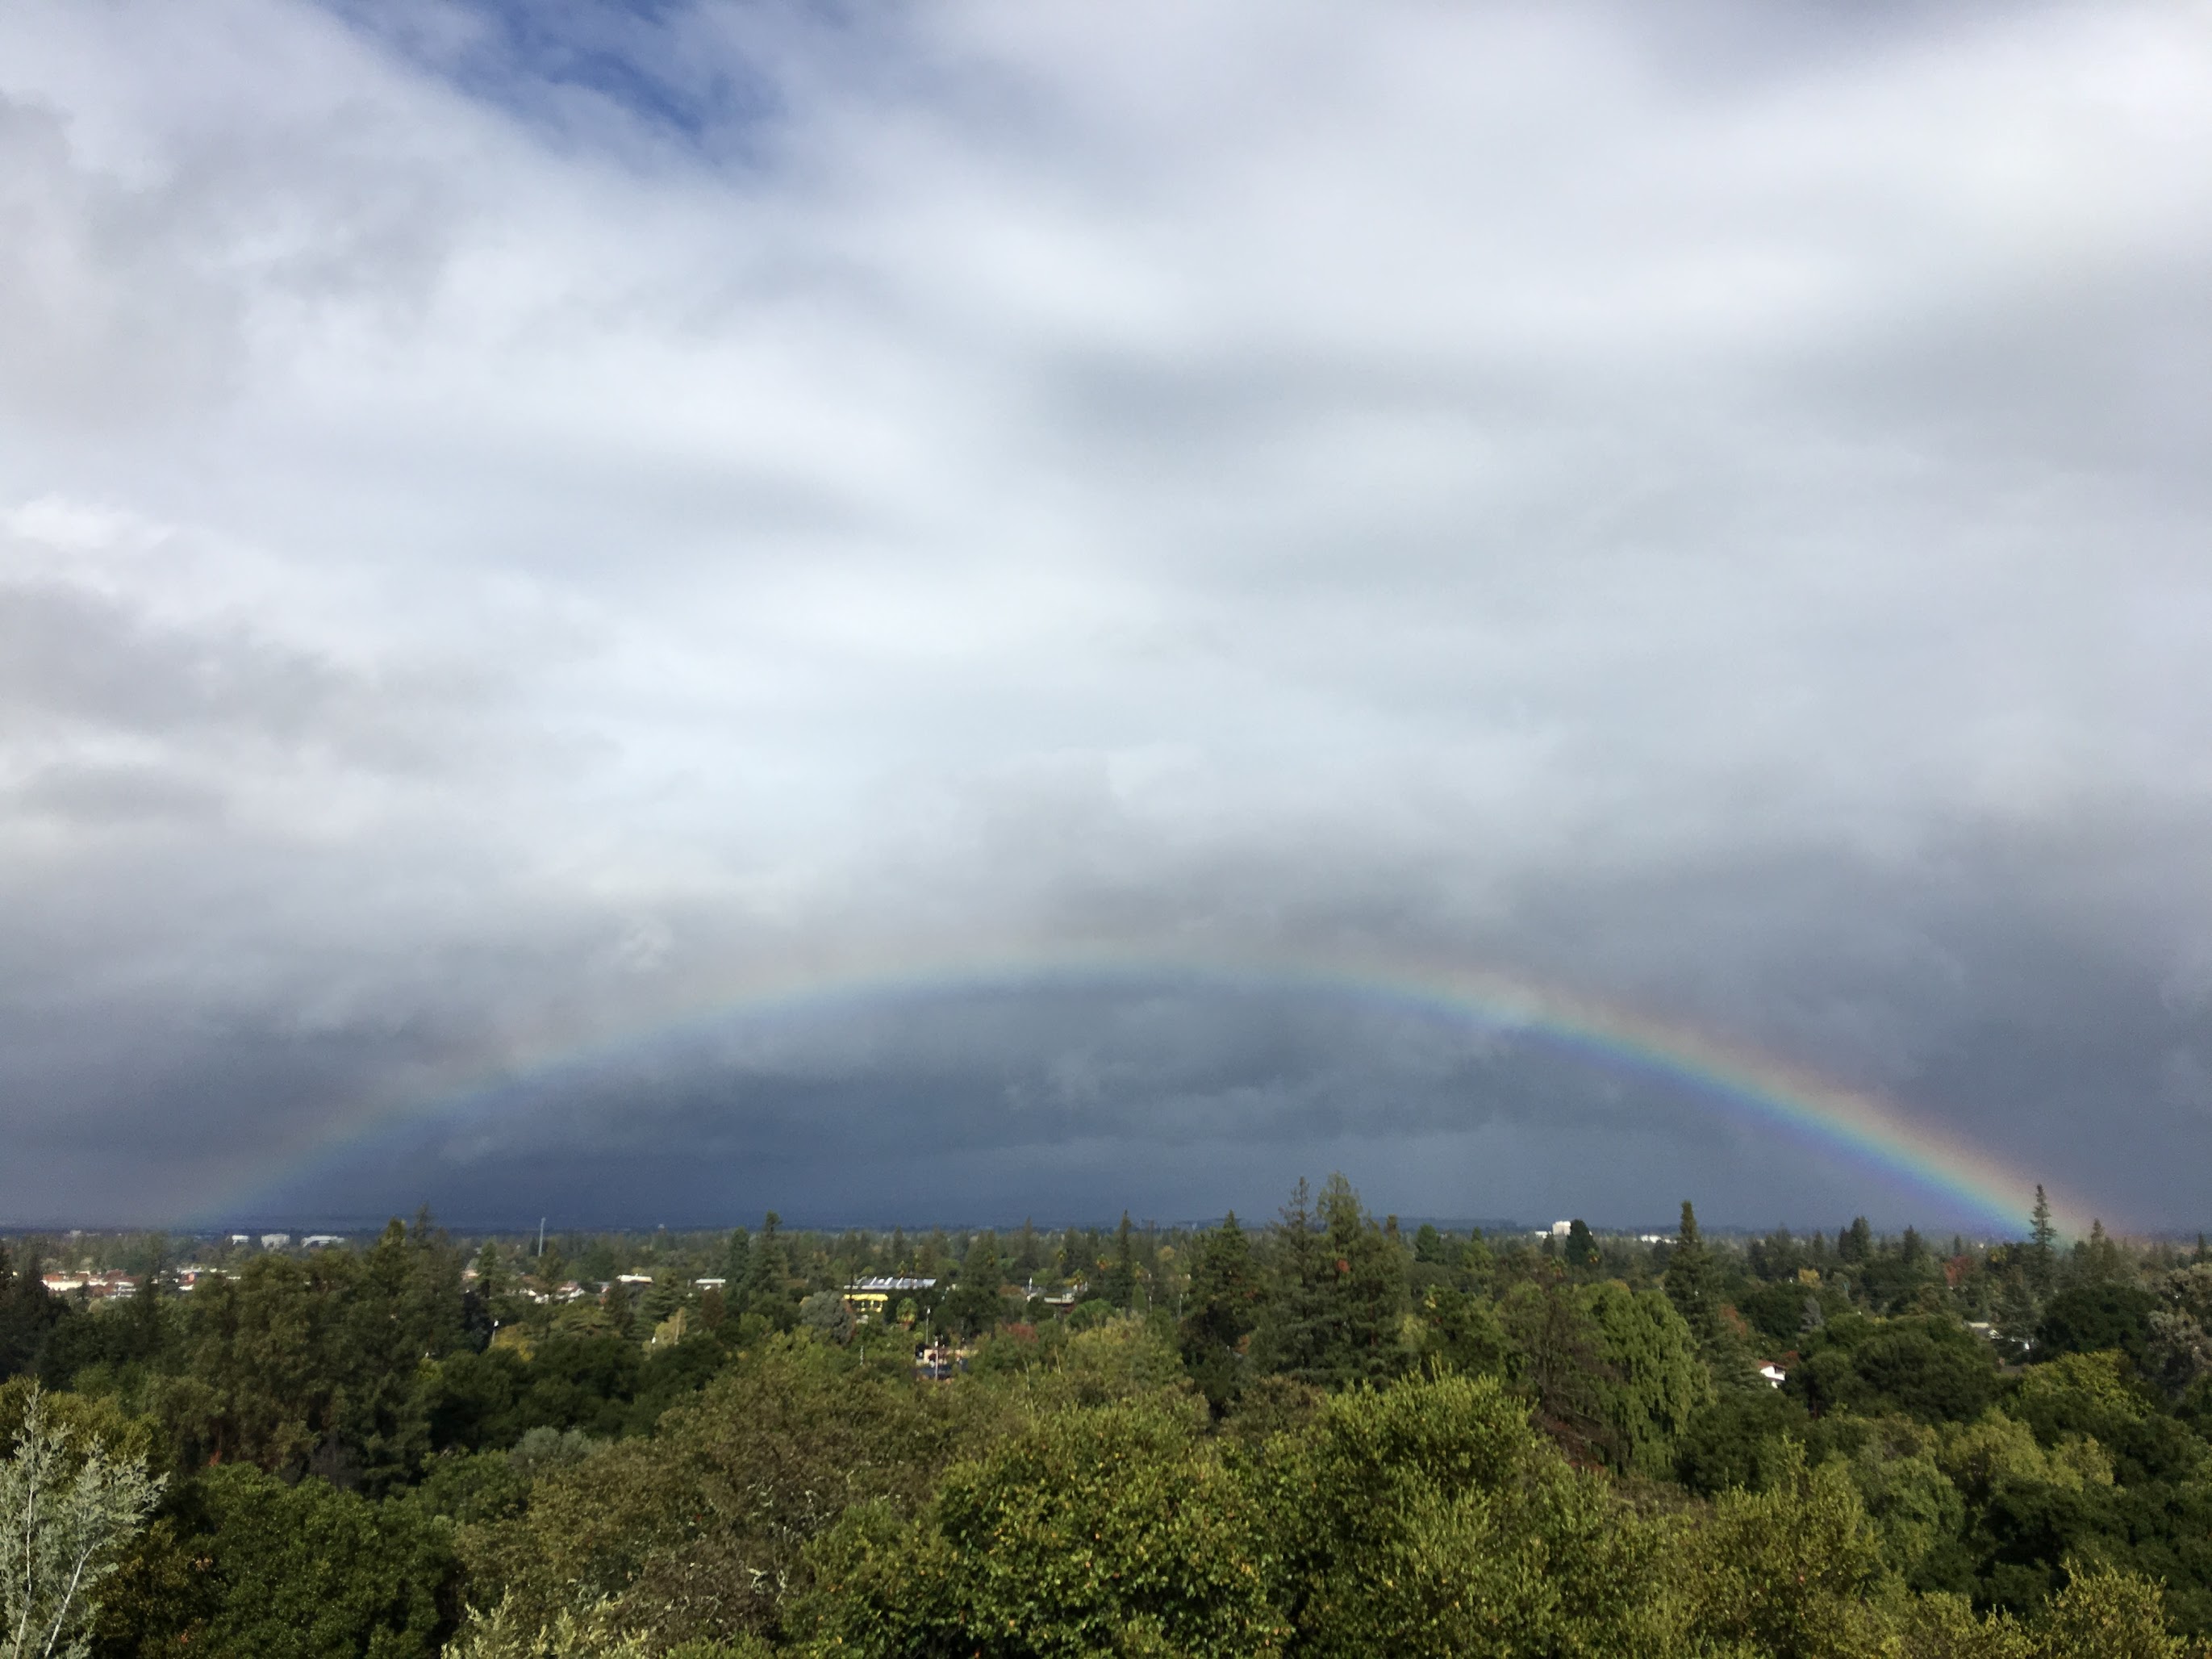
[{"xmin": 1, "ymin": 0, "xmax": 2210, "ymax": 1223}]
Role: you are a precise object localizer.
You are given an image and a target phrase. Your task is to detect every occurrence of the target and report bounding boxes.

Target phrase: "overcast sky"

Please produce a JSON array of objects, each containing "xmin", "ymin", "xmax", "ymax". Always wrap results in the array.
[{"xmin": 3, "ymin": 0, "xmax": 2210, "ymax": 1234}]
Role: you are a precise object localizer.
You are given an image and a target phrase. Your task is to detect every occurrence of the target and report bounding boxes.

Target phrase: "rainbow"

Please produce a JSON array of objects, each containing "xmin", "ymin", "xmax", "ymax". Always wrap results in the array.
[{"xmin": 207, "ymin": 950, "xmax": 2101, "ymax": 1237}]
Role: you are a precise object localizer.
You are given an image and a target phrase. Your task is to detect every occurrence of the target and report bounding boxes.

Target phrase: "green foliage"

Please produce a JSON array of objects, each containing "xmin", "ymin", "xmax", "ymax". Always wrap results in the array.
[
  {"xmin": 19, "ymin": 1196, "xmax": 2212, "ymax": 1657},
  {"xmin": 2038, "ymin": 1562, "xmax": 2196, "ymax": 1659},
  {"xmin": 800, "ymin": 1399, "xmax": 1282, "ymax": 1657},
  {"xmin": 0, "ymin": 1389, "xmax": 163, "ymax": 1659},
  {"xmin": 1414, "ymin": 1283, "xmax": 1511, "ymax": 1380},
  {"xmin": 1100, "ymin": 1214, "xmax": 1139, "ymax": 1310},
  {"xmin": 1248, "ymin": 1176, "xmax": 1409, "ymax": 1390},
  {"xmin": 1498, "ymin": 1272, "xmax": 1616, "ymax": 1463},
  {"xmin": 1178, "ymin": 1214, "xmax": 1258, "ymax": 1413},
  {"xmin": 1563, "ymin": 1219, "xmax": 1601, "ymax": 1270},
  {"xmin": 0, "ymin": 1247, "xmax": 63, "ymax": 1383},
  {"xmin": 1254, "ymin": 1369, "xmax": 1674, "ymax": 1657},
  {"xmin": 1676, "ymin": 1386, "xmax": 1815, "ymax": 1496},
  {"xmin": 145, "ymin": 1217, "xmax": 470, "ymax": 1490},
  {"xmin": 180, "ymin": 1461, "xmax": 457, "ymax": 1658},
  {"xmin": 799, "ymin": 1293, "xmax": 857, "ymax": 1347},
  {"xmin": 460, "ymin": 1336, "xmax": 999, "ymax": 1650},
  {"xmin": 1793, "ymin": 1316, "xmax": 1999, "ymax": 1423},
  {"xmin": 937, "ymin": 1232, "xmax": 1006, "ymax": 1339},
  {"xmin": 2039, "ymin": 1284, "xmax": 2160, "ymax": 1367},
  {"xmin": 1674, "ymin": 1444, "xmax": 1891, "ymax": 1659},
  {"xmin": 1580, "ymin": 1281, "xmax": 1709, "ymax": 1478}
]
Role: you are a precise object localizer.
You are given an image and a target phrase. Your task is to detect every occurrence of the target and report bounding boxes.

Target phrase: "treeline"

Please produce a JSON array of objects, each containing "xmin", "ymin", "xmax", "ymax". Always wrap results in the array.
[{"xmin": 2, "ymin": 1181, "xmax": 2211, "ymax": 1657}]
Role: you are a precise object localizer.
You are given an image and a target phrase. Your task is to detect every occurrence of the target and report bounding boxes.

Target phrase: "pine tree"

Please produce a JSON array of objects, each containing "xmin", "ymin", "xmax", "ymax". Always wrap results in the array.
[
  {"xmin": 1179, "ymin": 1214, "xmax": 1258, "ymax": 1410},
  {"xmin": 1664, "ymin": 1201, "xmax": 1713, "ymax": 1331},
  {"xmin": 1564, "ymin": 1218, "xmax": 1601, "ymax": 1270},
  {"xmin": 1664, "ymin": 1200, "xmax": 1755, "ymax": 1389},
  {"xmin": 1103, "ymin": 1213, "xmax": 1139, "ymax": 1309},
  {"xmin": 747, "ymin": 1213, "xmax": 794, "ymax": 1328},
  {"xmin": 2028, "ymin": 1185, "xmax": 2057, "ymax": 1293},
  {"xmin": 941, "ymin": 1231, "xmax": 1006, "ymax": 1337},
  {"xmin": 1838, "ymin": 1217, "xmax": 1872, "ymax": 1264},
  {"xmin": 1459, "ymin": 1227, "xmax": 1496, "ymax": 1294},
  {"xmin": 1250, "ymin": 1175, "xmax": 1408, "ymax": 1388},
  {"xmin": 641, "ymin": 1269, "xmax": 683, "ymax": 1330}
]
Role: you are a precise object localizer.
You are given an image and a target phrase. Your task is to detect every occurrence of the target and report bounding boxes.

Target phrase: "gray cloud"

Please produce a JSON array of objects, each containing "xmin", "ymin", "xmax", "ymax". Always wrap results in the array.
[{"xmin": 0, "ymin": 0, "xmax": 2208, "ymax": 1231}]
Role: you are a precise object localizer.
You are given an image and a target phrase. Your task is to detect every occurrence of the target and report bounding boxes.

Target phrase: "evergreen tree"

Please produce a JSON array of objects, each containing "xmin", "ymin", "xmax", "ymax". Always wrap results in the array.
[
  {"xmin": 1838, "ymin": 1216, "xmax": 1872, "ymax": 1264},
  {"xmin": 941, "ymin": 1231, "xmax": 1007, "ymax": 1338},
  {"xmin": 1664, "ymin": 1201, "xmax": 1755, "ymax": 1389},
  {"xmin": 640, "ymin": 1270, "xmax": 683, "ymax": 1331},
  {"xmin": 1499, "ymin": 1266, "xmax": 1616, "ymax": 1465},
  {"xmin": 1457, "ymin": 1228, "xmax": 1496, "ymax": 1295},
  {"xmin": 2028, "ymin": 1185, "xmax": 2057, "ymax": 1293},
  {"xmin": 1179, "ymin": 1214, "xmax": 1259, "ymax": 1411},
  {"xmin": 747, "ymin": 1213, "xmax": 794, "ymax": 1327},
  {"xmin": 1250, "ymin": 1175, "xmax": 1409, "ymax": 1388},
  {"xmin": 0, "ymin": 1244, "xmax": 60, "ymax": 1381},
  {"xmin": 1564, "ymin": 1218, "xmax": 1601, "ymax": 1270},
  {"xmin": 1664, "ymin": 1201, "xmax": 1715, "ymax": 1335},
  {"xmin": 602, "ymin": 1280, "xmax": 636, "ymax": 1343},
  {"xmin": 2073, "ymin": 1218, "xmax": 2128, "ymax": 1285},
  {"xmin": 1102, "ymin": 1213, "xmax": 1139, "ymax": 1310}
]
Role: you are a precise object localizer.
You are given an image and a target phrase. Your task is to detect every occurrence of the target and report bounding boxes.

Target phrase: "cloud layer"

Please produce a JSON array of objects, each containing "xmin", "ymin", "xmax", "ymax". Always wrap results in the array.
[{"xmin": 2, "ymin": 0, "xmax": 2210, "ymax": 1231}]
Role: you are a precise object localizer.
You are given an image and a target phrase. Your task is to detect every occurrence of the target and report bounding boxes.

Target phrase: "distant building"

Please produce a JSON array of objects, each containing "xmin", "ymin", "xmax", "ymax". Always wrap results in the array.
[
  {"xmin": 41, "ymin": 1273, "xmax": 136, "ymax": 1301},
  {"xmin": 228, "ymin": 1234, "xmax": 253, "ymax": 1247},
  {"xmin": 302, "ymin": 1235, "xmax": 344, "ymax": 1249},
  {"xmin": 1759, "ymin": 1362, "xmax": 1788, "ymax": 1389},
  {"xmin": 615, "ymin": 1273, "xmax": 655, "ymax": 1286},
  {"xmin": 693, "ymin": 1277, "xmax": 727, "ymax": 1290},
  {"xmin": 260, "ymin": 1234, "xmax": 290, "ymax": 1250},
  {"xmin": 844, "ymin": 1275, "xmax": 936, "ymax": 1322}
]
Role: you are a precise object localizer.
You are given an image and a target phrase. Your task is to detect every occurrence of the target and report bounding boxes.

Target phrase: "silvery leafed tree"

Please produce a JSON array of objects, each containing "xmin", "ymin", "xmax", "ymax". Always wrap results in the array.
[{"xmin": 2, "ymin": 1389, "xmax": 163, "ymax": 1659}]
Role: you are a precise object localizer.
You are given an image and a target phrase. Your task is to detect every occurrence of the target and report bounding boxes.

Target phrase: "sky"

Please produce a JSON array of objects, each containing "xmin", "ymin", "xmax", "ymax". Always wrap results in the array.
[{"xmin": 2, "ymin": 0, "xmax": 2210, "ymax": 1235}]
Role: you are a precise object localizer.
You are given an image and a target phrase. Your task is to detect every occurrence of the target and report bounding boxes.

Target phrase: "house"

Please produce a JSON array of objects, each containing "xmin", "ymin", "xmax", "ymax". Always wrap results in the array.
[
  {"xmin": 844, "ymin": 1275, "xmax": 936, "ymax": 1322},
  {"xmin": 914, "ymin": 1341, "xmax": 962, "ymax": 1381},
  {"xmin": 1759, "ymin": 1361, "xmax": 1788, "ymax": 1389},
  {"xmin": 41, "ymin": 1273, "xmax": 136, "ymax": 1300}
]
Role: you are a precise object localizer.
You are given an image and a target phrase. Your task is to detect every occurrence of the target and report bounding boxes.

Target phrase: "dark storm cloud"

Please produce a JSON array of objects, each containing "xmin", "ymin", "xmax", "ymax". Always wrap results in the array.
[{"xmin": 1, "ymin": 0, "xmax": 2209, "ymax": 1231}]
